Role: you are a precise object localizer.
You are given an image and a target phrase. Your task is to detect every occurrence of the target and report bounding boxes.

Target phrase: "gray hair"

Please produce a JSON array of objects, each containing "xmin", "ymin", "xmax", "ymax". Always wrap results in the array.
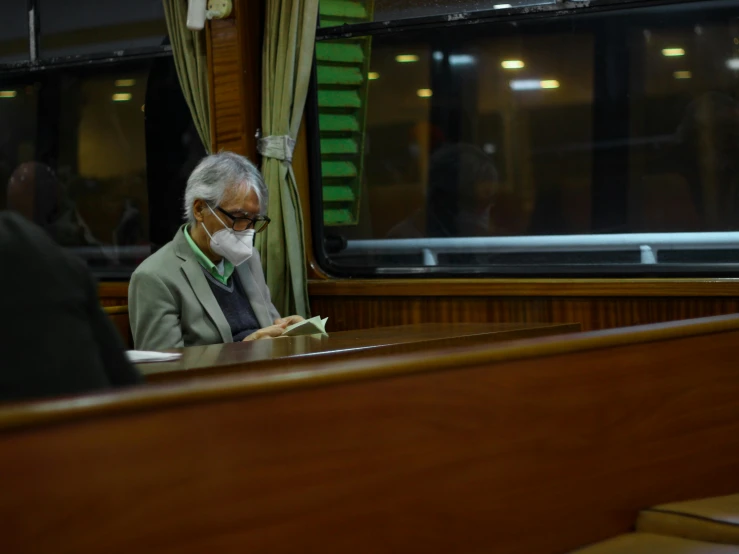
[{"xmin": 183, "ymin": 152, "xmax": 268, "ymax": 223}]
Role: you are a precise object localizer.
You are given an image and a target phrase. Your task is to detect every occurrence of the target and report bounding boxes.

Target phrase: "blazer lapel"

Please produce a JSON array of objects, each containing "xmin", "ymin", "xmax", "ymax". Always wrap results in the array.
[
  {"xmin": 174, "ymin": 227, "xmax": 233, "ymax": 344},
  {"xmin": 235, "ymin": 262, "xmax": 273, "ymax": 328}
]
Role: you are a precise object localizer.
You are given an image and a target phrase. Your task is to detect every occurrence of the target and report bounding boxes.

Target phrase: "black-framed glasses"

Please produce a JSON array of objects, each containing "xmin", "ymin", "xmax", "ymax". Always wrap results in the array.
[{"xmin": 214, "ymin": 205, "xmax": 271, "ymax": 233}]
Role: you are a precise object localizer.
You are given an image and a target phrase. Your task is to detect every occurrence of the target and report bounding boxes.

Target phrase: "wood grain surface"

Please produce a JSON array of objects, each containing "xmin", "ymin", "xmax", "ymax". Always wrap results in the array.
[
  {"xmin": 1, "ymin": 315, "xmax": 739, "ymax": 553},
  {"xmin": 102, "ymin": 305, "xmax": 132, "ymax": 348},
  {"xmin": 309, "ymin": 279, "xmax": 739, "ymax": 331},
  {"xmin": 97, "ymin": 277, "xmax": 739, "ymax": 332},
  {"xmin": 140, "ymin": 322, "xmax": 579, "ymax": 382},
  {"xmin": 207, "ymin": 0, "xmax": 262, "ymax": 157}
]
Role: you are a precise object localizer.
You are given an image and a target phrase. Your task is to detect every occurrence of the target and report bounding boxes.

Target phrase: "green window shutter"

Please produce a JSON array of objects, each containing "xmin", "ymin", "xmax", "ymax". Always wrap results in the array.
[
  {"xmin": 317, "ymin": 0, "xmax": 375, "ymax": 227},
  {"xmin": 319, "ymin": 0, "xmax": 368, "ymax": 25}
]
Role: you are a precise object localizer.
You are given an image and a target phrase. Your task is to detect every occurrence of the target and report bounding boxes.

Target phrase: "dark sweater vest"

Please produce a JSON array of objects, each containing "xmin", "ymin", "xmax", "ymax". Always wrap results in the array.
[{"xmin": 202, "ymin": 268, "xmax": 260, "ymax": 342}]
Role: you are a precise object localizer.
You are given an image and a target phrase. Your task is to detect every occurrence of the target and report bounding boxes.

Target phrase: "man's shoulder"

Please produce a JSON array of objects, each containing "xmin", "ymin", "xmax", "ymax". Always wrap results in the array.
[{"xmin": 131, "ymin": 240, "xmax": 181, "ymax": 282}]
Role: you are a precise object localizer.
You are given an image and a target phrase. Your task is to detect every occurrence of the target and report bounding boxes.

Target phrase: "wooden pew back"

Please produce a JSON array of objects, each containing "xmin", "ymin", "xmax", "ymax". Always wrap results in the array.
[
  {"xmin": 103, "ymin": 304, "xmax": 132, "ymax": 349},
  {"xmin": 2, "ymin": 315, "xmax": 739, "ymax": 554}
]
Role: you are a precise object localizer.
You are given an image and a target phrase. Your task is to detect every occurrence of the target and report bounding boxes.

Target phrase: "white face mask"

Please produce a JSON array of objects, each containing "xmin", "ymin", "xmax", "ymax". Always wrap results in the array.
[{"xmin": 201, "ymin": 205, "xmax": 255, "ymax": 266}]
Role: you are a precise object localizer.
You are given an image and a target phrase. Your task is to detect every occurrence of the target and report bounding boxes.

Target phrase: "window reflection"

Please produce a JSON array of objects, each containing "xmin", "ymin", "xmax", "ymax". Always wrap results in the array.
[
  {"xmin": 319, "ymin": 0, "xmax": 557, "ymax": 27},
  {"xmin": 40, "ymin": 0, "xmax": 167, "ymax": 58},
  {"xmin": 1, "ymin": 66, "xmax": 151, "ymax": 273},
  {"xmin": 0, "ymin": 58, "xmax": 203, "ymax": 277},
  {"xmin": 315, "ymin": 0, "xmax": 739, "ymax": 273},
  {"xmin": 0, "ymin": 1, "xmax": 28, "ymax": 64}
]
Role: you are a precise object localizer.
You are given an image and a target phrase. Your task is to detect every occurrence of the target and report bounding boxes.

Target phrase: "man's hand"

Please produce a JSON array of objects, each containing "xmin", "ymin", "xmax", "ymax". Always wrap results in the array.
[
  {"xmin": 274, "ymin": 315, "xmax": 305, "ymax": 327},
  {"xmin": 242, "ymin": 322, "xmax": 288, "ymax": 341}
]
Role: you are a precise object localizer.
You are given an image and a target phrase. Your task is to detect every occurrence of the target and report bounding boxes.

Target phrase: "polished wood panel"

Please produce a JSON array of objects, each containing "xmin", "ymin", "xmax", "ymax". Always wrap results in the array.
[
  {"xmin": 102, "ymin": 305, "xmax": 128, "ymax": 316},
  {"xmin": 1, "ymin": 315, "xmax": 739, "ymax": 554},
  {"xmin": 97, "ymin": 277, "xmax": 739, "ymax": 332},
  {"xmin": 98, "ymin": 282, "xmax": 129, "ymax": 307},
  {"xmin": 309, "ymin": 279, "xmax": 739, "ymax": 331},
  {"xmin": 207, "ymin": 0, "xmax": 263, "ymax": 157},
  {"xmin": 3, "ymin": 313, "xmax": 739, "ymax": 429},
  {"xmin": 140, "ymin": 322, "xmax": 579, "ymax": 382},
  {"xmin": 103, "ymin": 305, "xmax": 132, "ymax": 349},
  {"xmin": 208, "ymin": 18, "xmax": 242, "ymax": 152},
  {"xmin": 309, "ymin": 277, "xmax": 739, "ymax": 297}
]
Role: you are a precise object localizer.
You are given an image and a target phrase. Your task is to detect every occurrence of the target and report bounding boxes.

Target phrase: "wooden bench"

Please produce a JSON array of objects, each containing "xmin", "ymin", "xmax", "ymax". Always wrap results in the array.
[
  {"xmin": 102, "ymin": 305, "xmax": 132, "ymax": 349},
  {"xmin": 140, "ymin": 322, "xmax": 580, "ymax": 382},
  {"xmin": 1, "ymin": 314, "xmax": 739, "ymax": 553}
]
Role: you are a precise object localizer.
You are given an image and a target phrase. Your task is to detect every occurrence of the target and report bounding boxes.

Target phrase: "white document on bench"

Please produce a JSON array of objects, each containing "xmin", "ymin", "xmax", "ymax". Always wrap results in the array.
[{"xmin": 126, "ymin": 351, "xmax": 182, "ymax": 363}]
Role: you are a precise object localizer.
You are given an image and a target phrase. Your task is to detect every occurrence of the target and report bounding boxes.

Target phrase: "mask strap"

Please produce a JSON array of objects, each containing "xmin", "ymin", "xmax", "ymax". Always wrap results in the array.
[
  {"xmin": 207, "ymin": 204, "xmax": 230, "ymax": 230},
  {"xmin": 200, "ymin": 220, "xmax": 217, "ymax": 244},
  {"xmin": 201, "ymin": 204, "xmax": 231, "ymax": 245}
]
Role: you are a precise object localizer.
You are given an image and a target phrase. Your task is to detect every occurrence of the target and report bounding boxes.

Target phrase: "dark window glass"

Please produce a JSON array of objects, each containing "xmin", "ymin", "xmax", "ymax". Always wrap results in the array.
[
  {"xmin": 0, "ymin": 57, "xmax": 204, "ymax": 278},
  {"xmin": 40, "ymin": 0, "xmax": 167, "ymax": 58},
  {"xmin": 319, "ymin": 0, "xmax": 556, "ymax": 28},
  {"xmin": 0, "ymin": 1, "xmax": 29, "ymax": 64},
  {"xmin": 0, "ymin": 85, "xmax": 38, "ymax": 201},
  {"xmin": 313, "ymin": 0, "xmax": 739, "ymax": 276}
]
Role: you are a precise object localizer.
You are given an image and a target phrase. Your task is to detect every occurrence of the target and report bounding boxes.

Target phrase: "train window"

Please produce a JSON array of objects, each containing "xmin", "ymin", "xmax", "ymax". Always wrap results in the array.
[
  {"xmin": 39, "ymin": 0, "xmax": 168, "ymax": 59},
  {"xmin": 318, "ymin": 0, "xmax": 557, "ymax": 28},
  {"xmin": 0, "ymin": 1, "xmax": 29, "ymax": 64},
  {"xmin": 311, "ymin": 0, "xmax": 739, "ymax": 277},
  {"xmin": 0, "ymin": 58, "xmax": 204, "ymax": 279},
  {"xmin": 0, "ymin": 1, "xmax": 202, "ymax": 278}
]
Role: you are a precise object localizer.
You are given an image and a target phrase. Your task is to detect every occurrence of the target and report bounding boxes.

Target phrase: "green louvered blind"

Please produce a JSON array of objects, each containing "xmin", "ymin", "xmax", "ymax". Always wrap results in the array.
[{"xmin": 317, "ymin": 0, "xmax": 375, "ymax": 226}]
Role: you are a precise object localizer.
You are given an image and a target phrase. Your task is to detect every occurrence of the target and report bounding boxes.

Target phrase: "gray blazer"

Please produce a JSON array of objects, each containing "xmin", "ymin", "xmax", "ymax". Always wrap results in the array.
[{"xmin": 129, "ymin": 226, "xmax": 280, "ymax": 350}]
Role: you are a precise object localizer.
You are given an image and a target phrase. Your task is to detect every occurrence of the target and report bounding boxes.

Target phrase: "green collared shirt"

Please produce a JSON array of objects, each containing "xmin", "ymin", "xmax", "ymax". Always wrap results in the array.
[{"xmin": 184, "ymin": 225, "xmax": 235, "ymax": 285}]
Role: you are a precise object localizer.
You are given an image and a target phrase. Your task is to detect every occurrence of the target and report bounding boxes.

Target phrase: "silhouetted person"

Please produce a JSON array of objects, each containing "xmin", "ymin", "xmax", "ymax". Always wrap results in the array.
[
  {"xmin": 388, "ymin": 143, "xmax": 523, "ymax": 238},
  {"xmin": 0, "ymin": 211, "xmax": 141, "ymax": 403},
  {"xmin": 6, "ymin": 161, "xmax": 97, "ymax": 246},
  {"xmin": 7, "ymin": 162, "xmax": 63, "ymax": 230}
]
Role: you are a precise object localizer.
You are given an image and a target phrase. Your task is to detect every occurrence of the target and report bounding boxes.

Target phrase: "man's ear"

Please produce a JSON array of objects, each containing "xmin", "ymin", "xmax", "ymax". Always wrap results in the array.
[{"xmin": 193, "ymin": 199, "xmax": 206, "ymax": 222}]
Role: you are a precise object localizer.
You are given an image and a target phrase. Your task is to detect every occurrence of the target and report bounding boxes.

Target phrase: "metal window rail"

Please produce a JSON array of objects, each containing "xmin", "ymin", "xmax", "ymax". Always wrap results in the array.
[{"xmin": 339, "ymin": 233, "xmax": 739, "ymax": 266}]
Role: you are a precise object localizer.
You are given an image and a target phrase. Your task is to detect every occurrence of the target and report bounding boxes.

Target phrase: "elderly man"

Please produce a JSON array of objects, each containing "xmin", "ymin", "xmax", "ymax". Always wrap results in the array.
[{"xmin": 129, "ymin": 152, "xmax": 303, "ymax": 350}]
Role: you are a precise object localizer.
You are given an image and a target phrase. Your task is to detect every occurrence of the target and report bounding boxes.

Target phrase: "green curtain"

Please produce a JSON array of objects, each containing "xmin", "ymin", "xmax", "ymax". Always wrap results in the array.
[
  {"xmin": 162, "ymin": 0, "xmax": 212, "ymax": 152},
  {"xmin": 256, "ymin": 0, "xmax": 318, "ymax": 317}
]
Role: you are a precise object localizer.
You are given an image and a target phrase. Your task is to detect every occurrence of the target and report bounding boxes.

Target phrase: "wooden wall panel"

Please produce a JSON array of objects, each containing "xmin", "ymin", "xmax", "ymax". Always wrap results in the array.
[
  {"xmin": 310, "ymin": 295, "xmax": 739, "ymax": 332},
  {"xmin": 207, "ymin": 0, "xmax": 263, "ymax": 157},
  {"xmin": 99, "ymin": 277, "xmax": 739, "ymax": 332},
  {"xmin": 98, "ymin": 282, "xmax": 129, "ymax": 307},
  {"xmin": 103, "ymin": 306, "xmax": 132, "ymax": 349},
  {"xmin": 208, "ymin": 19, "xmax": 245, "ymax": 153},
  {"xmin": 309, "ymin": 280, "xmax": 739, "ymax": 332}
]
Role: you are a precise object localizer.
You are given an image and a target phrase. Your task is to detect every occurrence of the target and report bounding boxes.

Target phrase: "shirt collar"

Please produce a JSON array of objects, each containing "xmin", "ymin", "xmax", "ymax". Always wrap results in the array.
[{"xmin": 183, "ymin": 224, "xmax": 235, "ymax": 285}]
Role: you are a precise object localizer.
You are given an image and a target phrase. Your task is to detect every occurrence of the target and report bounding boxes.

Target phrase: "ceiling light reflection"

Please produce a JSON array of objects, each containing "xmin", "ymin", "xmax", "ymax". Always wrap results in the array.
[
  {"xmin": 662, "ymin": 47, "xmax": 685, "ymax": 57},
  {"xmin": 449, "ymin": 54, "xmax": 475, "ymax": 66},
  {"xmin": 501, "ymin": 60, "xmax": 525, "ymax": 69},
  {"xmin": 510, "ymin": 79, "xmax": 560, "ymax": 91}
]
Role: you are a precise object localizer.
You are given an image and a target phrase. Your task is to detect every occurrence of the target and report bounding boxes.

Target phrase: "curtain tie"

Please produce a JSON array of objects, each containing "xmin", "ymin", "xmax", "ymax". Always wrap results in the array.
[{"xmin": 257, "ymin": 135, "xmax": 296, "ymax": 164}]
